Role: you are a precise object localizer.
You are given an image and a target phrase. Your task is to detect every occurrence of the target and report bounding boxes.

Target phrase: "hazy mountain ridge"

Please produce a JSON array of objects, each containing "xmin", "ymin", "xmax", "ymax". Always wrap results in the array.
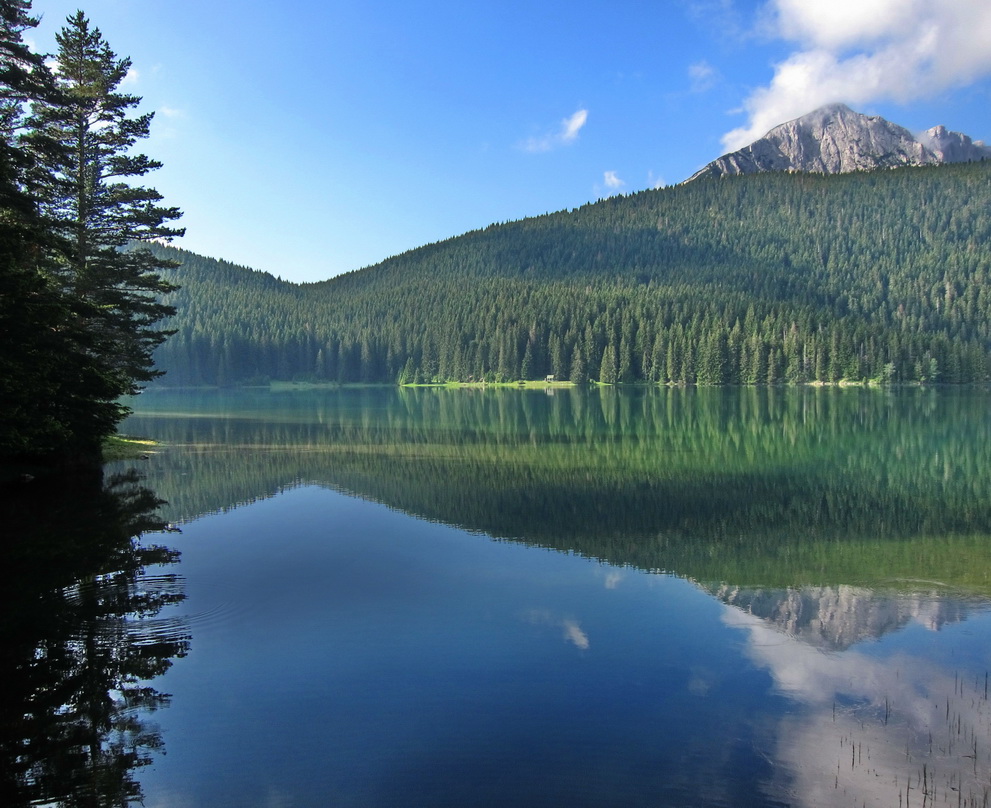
[{"xmin": 688, "ymin": 104, "xmax": 991, "ymax": 182}]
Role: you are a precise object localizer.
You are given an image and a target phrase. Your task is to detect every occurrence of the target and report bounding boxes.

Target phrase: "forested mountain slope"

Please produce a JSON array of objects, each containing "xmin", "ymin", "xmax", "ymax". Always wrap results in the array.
[{"xmin": 153, "ymin": 161, "xmax": 991, "ymax": 386}]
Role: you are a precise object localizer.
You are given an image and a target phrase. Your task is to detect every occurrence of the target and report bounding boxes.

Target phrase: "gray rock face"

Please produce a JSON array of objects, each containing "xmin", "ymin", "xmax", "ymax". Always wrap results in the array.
[
  {"xmin": 707, "ymin": 582, "xmax": 978, "ymax": 651},
  {"xmin": 919, "ymin": 124, "xmax": 991, "ymax": 163},
  {"xmin": 687, "ymin": 103, "xmax": 990, "ymax": 182}
]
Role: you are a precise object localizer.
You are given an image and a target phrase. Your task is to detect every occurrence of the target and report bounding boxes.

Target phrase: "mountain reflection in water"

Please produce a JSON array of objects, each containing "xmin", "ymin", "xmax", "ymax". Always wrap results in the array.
[
  {"xmin": 720, "ymin": 588, "xmax": 991, "ymax": 808},
  {"xmin": 96, "ymin": 385, "xmax": 991, "ymax": 806},
  {"xmin": 711, "ymin": 583, "xmax": 979, "ymax": 650}
]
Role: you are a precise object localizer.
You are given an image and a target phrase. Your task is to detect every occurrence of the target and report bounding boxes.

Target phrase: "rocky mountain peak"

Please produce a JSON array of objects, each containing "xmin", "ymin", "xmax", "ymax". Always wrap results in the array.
[
  {"xmin": 919, "ymin": 124, "xmax": 991, "ymax": 163},
  {"xmin": 686, "ymin": 104, "xmax": 990, "ymax": 182}
]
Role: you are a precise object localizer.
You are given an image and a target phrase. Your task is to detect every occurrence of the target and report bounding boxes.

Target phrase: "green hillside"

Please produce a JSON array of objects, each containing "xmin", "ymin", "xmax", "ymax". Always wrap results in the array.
[{"xmin": 153, "ymin": 162, "xmax": 991, "ymax": 386}]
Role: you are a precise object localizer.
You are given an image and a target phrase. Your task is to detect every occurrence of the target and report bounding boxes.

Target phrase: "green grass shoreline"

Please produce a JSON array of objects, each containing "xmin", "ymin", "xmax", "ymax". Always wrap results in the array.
[
  {"xmin": 101, "ymin": 434, "xmax": 160, "ymax": 462},
  {"xmin": 210, "ymin": 379, "xmax": 942, "ymax": 392}
]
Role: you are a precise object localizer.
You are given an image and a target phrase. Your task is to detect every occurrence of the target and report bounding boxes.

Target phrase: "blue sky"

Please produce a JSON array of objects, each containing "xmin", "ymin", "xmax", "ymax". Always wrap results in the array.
[{"xmin": 29, "ymin": 0, "xmax": 991, "ymax": 283}]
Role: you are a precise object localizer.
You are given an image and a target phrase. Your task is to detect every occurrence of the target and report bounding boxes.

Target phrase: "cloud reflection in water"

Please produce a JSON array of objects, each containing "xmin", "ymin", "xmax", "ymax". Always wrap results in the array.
[{"xmin": 719, "ymin": 586, "xmax": 991, "ymax": 807}]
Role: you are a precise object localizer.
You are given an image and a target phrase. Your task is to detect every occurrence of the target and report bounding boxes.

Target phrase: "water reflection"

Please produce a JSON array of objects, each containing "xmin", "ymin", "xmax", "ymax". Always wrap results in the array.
[
  {"xmin": 114, "ymin": 385, "xmax": 991, "ymax": 804},
  {"xmin": 122, "ymin": 386, "xmax": 991, "ymax": 596},
  {"xmin": 0, "ymin": 469, "xmax": 188, "ymax": 807},
  {"xmin": 710, "ymin": 583, "xmax": 980, "ymax": 650},
  {"xmin": 720, "ymin": 593, "xmax": 991, "ymax": 807}
]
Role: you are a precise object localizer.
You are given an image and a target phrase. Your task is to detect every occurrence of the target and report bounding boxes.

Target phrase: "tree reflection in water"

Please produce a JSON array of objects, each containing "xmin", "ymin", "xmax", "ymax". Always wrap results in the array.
[{"xmin": 0, "ymin": 468, "xmax": 189, "ymax": 807}]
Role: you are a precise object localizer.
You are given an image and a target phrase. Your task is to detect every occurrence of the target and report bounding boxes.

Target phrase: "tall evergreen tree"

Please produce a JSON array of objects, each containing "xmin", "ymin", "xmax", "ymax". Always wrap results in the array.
[
  {"xmin": 599, "ymin": 342, "xmax": 618, "ymax": 384},
  {"xmin": 29, "ymin": 11, "xmax": 182, "ymax": 398},
  {"xmin": 0, "ymin": 5, "xmax": 183, "ymax": 461},
  {"xmin": 0, "ymin": 0, "xmax": 110, "ymax": 459},
  {"xmin": 569, "ymin": 346, "xmax": 586, "ymax": 384}
]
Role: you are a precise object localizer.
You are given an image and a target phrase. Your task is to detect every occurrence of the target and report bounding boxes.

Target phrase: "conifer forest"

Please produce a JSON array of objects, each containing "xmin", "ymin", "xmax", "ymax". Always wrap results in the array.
[{"xmin": 154, "ymin": 161, "xmax": 991, "ymax": 388}]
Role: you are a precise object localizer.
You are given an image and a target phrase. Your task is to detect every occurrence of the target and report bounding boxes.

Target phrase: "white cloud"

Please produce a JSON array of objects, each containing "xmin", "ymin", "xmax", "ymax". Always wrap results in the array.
[
  {"xmin": 647, "ymin": 170, "xmax": 667, "ymax": 189},
  {"xmin": 561, "ymin": 108, "xmax": 588, "ymax": 142},
  {"xmin": 688, "ymin": 59, "xmax": 719, "ymax": 92},
  {"xmin": 523, "ymin": 610, "xmax": 590, "ymax": 650},
  {"xmin": 522, "ymin": 108, "xmax": 588, "ymax": 153},
  {"xmin": 603, "ymin": 170, "xmax": 624, "ymax": 190},
  {"xmin": 723, "ymin": 0, "xmax": 991, "ymax": 151},
  {"xmin": 688, "ymin": 0, "xmax": 748, "ymax": 42},
  {"xmin": 561, "ymin": 619, "xmax": 590, "ymax": 650},
  {"xmin": 773, "ymin": 0, "xmax": 927, "ymax": 50},
  {"xmin": 159, "ymin": 106, "xmax": 184, "ymax": 118}
]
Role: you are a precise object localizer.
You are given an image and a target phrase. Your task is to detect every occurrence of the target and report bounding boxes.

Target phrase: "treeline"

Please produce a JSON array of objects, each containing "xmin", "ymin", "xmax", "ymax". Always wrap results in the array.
[
  {"xmin": 153, "ymin": 161, "xmax": 991, "ymax": 386},
  {"xmin": 0, "ymin": 2, "xmax": 180, "ymax": 464},
  {"xmin": 118, "ymin": 386, "xmax": 991, "ymax": 592}
]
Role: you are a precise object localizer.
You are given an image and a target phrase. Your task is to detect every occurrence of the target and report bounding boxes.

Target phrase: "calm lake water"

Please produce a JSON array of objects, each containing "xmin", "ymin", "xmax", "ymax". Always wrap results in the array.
[{"xmin": 4, "ymin": 386, "xmax": 991, "ymax": 807}]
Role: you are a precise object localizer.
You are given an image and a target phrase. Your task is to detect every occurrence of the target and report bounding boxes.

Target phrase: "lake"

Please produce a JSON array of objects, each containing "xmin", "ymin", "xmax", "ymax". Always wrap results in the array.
[{"xmin": 3, "ymin": 386, "xmax": 991, "ymax": 807}]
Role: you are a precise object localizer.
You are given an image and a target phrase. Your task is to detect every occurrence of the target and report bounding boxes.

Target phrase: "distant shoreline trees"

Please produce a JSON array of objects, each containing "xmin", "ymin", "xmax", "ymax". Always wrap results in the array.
[
  {"xmin": 0, "ymin": 1, "xmax": 181, "ymax": 465},
  {"xmin": 149, "ymin": 162, "xmax": 991, "ymax": 389}
]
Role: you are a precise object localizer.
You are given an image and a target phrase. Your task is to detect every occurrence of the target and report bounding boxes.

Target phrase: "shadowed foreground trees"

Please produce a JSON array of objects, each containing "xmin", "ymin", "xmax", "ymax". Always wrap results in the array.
[{"xmin": 0, "ymin": 2, "xmax": 181, "ymax": 465}]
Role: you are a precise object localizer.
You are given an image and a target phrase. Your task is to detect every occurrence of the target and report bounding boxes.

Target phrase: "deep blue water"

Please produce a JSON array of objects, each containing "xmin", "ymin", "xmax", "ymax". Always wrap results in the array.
[{"xmin": 6, "ymin": 386, "xmax": 991, "ymax": 807}]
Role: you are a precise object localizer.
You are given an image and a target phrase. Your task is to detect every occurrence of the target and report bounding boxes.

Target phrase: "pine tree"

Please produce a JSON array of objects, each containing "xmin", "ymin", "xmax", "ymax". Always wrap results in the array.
[
  {"xmin": 0, "ymin": 1, "xmax": 50, "ymax": 125},
  {"xmin": 521, "ymin": 340, "xmax": 534, "ymax": 380},
  {"xmin": 29, "ymin": 11, "xmax": 182, "ymax": 400},
  {"xmin": 599, "ymin": 343, "xmax": 618, "ymax": 384},
  {"xmin": 569, "ymin": 346, "xmax": 586, "ymax": 384},
  {"xmin": 0, "ymin": 1, "xmax": 120, "ymax": 458}
]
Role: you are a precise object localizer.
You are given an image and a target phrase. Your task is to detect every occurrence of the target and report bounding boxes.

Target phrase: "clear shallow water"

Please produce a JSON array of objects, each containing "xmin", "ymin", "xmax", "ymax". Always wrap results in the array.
[{"xmin": 4, "ymin": 386, "xmax": 991, "ymax": 807}]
